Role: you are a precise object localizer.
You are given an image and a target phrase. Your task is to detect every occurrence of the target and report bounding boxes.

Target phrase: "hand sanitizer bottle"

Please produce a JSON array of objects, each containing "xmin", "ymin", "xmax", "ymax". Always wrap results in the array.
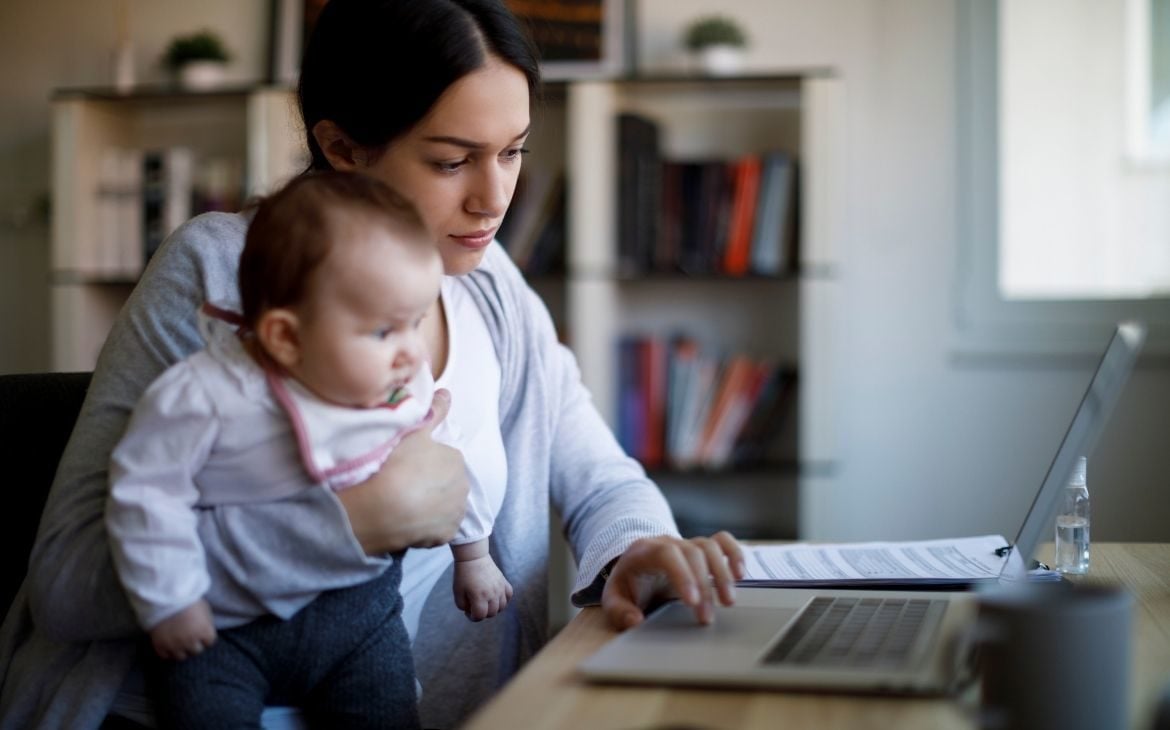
[{"xmin": 1054, "ymin": 456, "xmax": 1090, "ymax": 574}]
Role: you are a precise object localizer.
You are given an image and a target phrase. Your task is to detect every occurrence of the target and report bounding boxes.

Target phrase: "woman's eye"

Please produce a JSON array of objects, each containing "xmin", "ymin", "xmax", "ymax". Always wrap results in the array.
[
  {"xmin": 504, "ymin": 147, "xmax": 531, "ymax": 162},
  {"xmin": 435, "ymin": 159, "xmax": 467, "ymax": 173},
  {"xmin": 374, "ymin": 327, "xmax": 394, "ymax": 340}
]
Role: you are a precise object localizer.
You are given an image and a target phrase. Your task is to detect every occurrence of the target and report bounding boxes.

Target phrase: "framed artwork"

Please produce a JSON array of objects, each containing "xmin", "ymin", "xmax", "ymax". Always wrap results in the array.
[
  {"xmin": 270, "ymin": 0, "xmax": 628, "ymax": 85},
  {"xmin": 504, "ymin": 0, "xmax": 628, "ymax": 79}
]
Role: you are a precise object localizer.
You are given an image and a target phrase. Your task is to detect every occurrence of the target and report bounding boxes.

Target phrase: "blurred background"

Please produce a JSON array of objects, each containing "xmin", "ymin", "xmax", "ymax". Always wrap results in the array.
[{"xmin": 0, "ymin": 0, "xmax": 1167, "ymax": 558}]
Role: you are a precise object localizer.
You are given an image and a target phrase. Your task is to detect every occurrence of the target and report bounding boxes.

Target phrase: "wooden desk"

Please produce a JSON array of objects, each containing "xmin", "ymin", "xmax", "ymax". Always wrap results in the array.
[{"xmin": 465, "ymin": 544, "xmax": 1170, "ymax": 730}]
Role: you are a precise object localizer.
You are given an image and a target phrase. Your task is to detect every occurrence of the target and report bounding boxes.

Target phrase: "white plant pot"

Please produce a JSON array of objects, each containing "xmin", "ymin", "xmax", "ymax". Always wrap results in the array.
[
  {"xmin": 696, "ymin": 45, "xmax": 745, "ymax": 76},
  {"xmin": 178, "ymin": 61, "xmax": 227, "ymax": 91}
]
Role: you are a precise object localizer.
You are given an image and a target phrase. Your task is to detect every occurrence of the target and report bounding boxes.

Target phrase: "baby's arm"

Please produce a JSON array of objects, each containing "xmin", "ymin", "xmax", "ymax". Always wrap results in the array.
[
  {"xmin": 150, "ymin": 599, "xmax": 217, "ymax": 660},
  {"xmin": 106, "ymin": 362, "xmax": 219, "ymax": 656},
  {"xmin": 450, "ymin": 539, "xmax": 513, "ymax": 621}
]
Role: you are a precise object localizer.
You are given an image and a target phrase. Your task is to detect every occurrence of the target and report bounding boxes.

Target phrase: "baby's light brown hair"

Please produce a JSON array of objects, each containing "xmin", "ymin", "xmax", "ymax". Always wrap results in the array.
[{"xmin": 239, "ymin": 171, "xmax": 431, "ymax": 330}]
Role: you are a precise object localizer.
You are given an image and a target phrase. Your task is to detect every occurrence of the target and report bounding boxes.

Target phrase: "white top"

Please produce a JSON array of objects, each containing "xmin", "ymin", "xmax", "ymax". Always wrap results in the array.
[{"xmin": 400, "ymin": 275, "xmax": 506, "ymax": 641}]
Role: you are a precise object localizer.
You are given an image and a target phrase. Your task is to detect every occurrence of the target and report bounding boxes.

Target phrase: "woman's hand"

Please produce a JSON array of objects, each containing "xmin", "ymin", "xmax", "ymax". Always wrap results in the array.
[
  {"xmin": 601, "ymin": 531, "xmax": 745, "ymax": 630},
  {"xmin": 337, "ymin": 388, "xmax": 470, "ymax": 554}
]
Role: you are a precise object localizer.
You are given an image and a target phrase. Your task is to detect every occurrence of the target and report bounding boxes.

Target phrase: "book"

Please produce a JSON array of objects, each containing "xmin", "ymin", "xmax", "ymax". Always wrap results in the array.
[
  {"xmin": 671, "ymin": 351, "xmax": 719, "ymax": 470},
  {"xmin": 749, "ymin": 151, "xmax": 796, "ymax": 275},
  {"xmin": 703, "ymin": 359, "xmax": 773, "ymax": 468},
  {"xmin": 499, "ymin": 166, "xmax": 563, "ymax": 271},
  {"xmin": 722, "ymin": 156, "xmax": 763, "ymax": 276},
  {"xmin": 665, "ymin": 336, "xmax": 700, "ymax": 461},
  {"xmin": 93, "ymin": 147, "xmax": 144, "ymax": 277},
  {"xmin": 616, "ymin": 336, "xmax": 645, "ymax": 462},
  {"xmin": 731, "ymin": 365, "xmax": 798, "ymax": 466},
  {"xmin": 617, "ymin": 113, "xmax": 661, "ymax": 274},
  {"xmin": 695, "ymin": 355, "xmax": 754, "ymax": 466},
  {"xmin": 641, "ymin": 336, "xmax": 667, "ymax": 468},
  {"xmin": 142, "ymin": 147, "xmax": 193, "ymax": 264}
]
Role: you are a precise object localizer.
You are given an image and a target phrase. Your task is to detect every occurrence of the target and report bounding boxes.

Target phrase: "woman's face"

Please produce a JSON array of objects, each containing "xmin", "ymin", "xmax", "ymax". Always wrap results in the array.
[{"xmin": 362, "ymin": 56, "xmax": 531, "ymax": 276}]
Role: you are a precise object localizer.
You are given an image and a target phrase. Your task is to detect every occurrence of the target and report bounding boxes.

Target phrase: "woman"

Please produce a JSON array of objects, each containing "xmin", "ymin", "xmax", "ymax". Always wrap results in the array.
[{"xmin": 0, "ymin": 1, "xmax": 743, "ymax": 727}]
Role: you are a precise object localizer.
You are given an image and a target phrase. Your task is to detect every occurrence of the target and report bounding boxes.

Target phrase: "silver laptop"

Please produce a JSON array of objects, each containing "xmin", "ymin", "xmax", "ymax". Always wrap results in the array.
[{"xmin": 579, "ymin": 322, "xmax": 1145, "ymax": 694}]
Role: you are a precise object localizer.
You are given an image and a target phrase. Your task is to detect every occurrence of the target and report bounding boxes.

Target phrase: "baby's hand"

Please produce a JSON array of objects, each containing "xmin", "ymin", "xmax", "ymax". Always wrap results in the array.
[
  {"xmin": 150, "ymin": 599, "xmax": 217, "ymax": 661},
  {"xmin": 453, "ymin": 555, "xmax": 513, "ymax": 621}
]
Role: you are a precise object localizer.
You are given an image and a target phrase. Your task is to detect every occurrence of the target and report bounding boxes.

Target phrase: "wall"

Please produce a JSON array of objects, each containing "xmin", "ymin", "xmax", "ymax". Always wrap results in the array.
[
  {"xmin": 639, "ymin": 0, "xmax": 1170, "ymax": 542},
  {"xmin": 0, "ymin": 0, "xmax": 268, "ymax": 373},
  {"xmin": 1, "ymin": 0, "xmax": 1167, "ymax": 541}
]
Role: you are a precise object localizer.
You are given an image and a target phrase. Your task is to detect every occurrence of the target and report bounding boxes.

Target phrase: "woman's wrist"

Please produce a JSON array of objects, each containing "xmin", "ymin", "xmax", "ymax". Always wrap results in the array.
[{"xmin": 336, "ymin": 475, "xmax": 413, "ymax": 554}]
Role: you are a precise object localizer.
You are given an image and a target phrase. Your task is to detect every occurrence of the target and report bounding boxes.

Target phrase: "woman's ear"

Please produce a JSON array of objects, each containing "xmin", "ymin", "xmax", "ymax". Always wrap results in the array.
[
  {"xmin": 255, "ymin": 308, "xmax": 302, "ymax": 370},
  {"xmin": 312, "ymin": 120, "xmax": 367, "ymax": 171}
]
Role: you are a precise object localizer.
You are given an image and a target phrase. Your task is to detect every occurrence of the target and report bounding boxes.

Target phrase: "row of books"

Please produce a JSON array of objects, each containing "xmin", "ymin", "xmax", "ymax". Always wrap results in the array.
[
  {"xmin": 497, "ymin": 166, "xmax": 566, "ymax": 275},
  {"xmin": 617, "ymin": 334, "xmax": 798, "ymax": 471},
  {"xmin": 85, "ymin": 146, "xmax": 244, "ymax": 278},
  {"xmin": 618, "ymin": 113, "xmax": 799, "ymax": 277}
]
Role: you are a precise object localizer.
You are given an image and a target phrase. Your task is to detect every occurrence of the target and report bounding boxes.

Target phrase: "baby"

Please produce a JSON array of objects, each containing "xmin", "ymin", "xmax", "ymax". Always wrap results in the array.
[{"xmin": 105, "ymin": 171, "xmax": 508, "ymax": 727}]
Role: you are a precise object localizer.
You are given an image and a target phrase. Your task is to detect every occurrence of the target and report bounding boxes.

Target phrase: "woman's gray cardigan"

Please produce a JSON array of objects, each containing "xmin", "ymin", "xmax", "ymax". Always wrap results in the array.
[{"xmin": 0, "ymin": 212, "xmax": 679, "ymax": 729}]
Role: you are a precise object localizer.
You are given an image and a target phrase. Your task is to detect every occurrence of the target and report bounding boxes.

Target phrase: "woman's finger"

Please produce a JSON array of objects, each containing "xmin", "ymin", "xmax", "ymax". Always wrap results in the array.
[
  {"xmin": 711, "ymin": 530, "xmax": 746, "ymax": 579},
  {"xmin": 680, "ymin": 541, "xmax": 716, "ymax": 624},
  {"xmin": 695, "ymin": 537, "xmax": 737, "ymax": 606}
]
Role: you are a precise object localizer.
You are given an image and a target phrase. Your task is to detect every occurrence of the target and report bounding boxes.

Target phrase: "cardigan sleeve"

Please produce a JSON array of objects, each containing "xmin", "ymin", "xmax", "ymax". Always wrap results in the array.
[
  {"xmin": 480, "ymin": 247, "xmax": 681, "ymax": 602},
  {"xmin": 27, "ymin": 213, "xmax": 242, "ymax": 641}
]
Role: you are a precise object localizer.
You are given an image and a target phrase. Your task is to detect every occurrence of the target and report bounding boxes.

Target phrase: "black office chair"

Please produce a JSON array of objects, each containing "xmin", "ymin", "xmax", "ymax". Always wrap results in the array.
[{"xmin": 0, "ymin": 371, "xmax": 92, "ymax": 615}]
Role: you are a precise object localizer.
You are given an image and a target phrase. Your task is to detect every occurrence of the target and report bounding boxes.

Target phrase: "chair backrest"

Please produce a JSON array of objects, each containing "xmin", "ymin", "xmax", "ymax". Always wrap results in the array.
[{"xmin": 0, "ymin": 371, "xmax": 92, "ymax": 615}]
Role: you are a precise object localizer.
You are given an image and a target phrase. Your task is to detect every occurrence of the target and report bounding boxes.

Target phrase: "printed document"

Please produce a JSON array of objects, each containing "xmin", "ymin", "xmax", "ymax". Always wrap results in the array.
[{"xmin": 741, "ymin": 534, "xmax": 1017, "ymax": 588}]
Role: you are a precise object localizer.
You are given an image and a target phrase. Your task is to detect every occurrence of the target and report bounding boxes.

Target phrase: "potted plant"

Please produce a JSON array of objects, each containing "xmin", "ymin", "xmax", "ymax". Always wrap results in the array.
[
  {"xmin": 682, "ymin": 15, "xmax": 748, "ymax": 76},
  {"xmin": 163, "ymin": 30, "xmax": 231, "ymax": 90}
]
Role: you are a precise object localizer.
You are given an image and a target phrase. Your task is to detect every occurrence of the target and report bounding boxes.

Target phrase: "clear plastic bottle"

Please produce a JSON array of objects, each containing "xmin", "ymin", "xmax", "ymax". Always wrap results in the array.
[{"xmin": 1054, "ymin": 456, "xmax": 1091, "ymax": 574}]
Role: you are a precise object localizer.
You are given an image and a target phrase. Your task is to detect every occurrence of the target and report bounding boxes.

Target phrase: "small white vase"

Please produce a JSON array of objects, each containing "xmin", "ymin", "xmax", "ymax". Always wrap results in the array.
[
  {"xmin": 696, "ymin": 45, "xmax": 745, "ymax": 76},
  {"xmin": 178, "ymin": 61, "xmax": 227, "ymax": 91},
  {"xmin": 112, "ymin": 40, "xmax": 135, "ymax": 94}
]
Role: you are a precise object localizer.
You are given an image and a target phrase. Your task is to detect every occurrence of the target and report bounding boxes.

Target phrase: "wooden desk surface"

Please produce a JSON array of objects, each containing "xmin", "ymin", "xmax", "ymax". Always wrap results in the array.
[{"xmin": 465, "ymin": 544, "xmax": 1170, "ymax": 730}]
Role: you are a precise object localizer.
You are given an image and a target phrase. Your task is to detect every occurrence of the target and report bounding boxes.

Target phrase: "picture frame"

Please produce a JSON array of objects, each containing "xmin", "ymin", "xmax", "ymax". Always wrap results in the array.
[
  {"xmin": 269, "ymin": 0, "xmax": 630, "ymax": 85},
  {"xmin": 505, "ymin": 0, "xmax": 630, "ymax": 80}
]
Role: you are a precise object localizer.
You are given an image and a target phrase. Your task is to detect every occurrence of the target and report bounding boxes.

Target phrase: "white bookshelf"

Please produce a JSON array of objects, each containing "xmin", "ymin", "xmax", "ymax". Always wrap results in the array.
[
  {"xmin": 49, "ymin": 85, "xmax": 304, "ymax": 371},
  {"xmin": 561, "ymin": 73, "xmax": 844, "ymax": 540}
]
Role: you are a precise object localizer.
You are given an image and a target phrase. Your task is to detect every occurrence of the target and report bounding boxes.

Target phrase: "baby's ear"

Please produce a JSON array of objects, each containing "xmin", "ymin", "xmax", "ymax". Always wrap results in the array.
[{"xmin": 255, "ymin": 308, "xmax": 302, "ymax": 369}]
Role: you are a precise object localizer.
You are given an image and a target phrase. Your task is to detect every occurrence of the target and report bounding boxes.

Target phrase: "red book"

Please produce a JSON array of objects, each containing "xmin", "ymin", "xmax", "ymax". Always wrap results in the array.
[
  {"xmin": 722, "ymin": 156, "xmax": 763, "ymax": 276},
  {"xmin": 697, "ymin": 355, "xmax": 754, "ymax": 465},
  {"xmin": 641, "ymin": 336, "xmax": 667, "ymax": 468}
]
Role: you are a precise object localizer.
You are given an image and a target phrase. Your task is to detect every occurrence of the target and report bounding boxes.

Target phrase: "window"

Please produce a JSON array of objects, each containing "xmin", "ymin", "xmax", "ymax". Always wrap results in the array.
[{"xmin": 956, "ymin": 0, "xmax": 1170, "ymax": 354}]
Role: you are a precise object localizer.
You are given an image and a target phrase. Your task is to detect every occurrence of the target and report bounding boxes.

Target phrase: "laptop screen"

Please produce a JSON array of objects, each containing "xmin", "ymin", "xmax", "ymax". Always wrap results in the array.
[{"xmin": 1003, "ymin": 322, "xmax": 1145, "ymax": 577}]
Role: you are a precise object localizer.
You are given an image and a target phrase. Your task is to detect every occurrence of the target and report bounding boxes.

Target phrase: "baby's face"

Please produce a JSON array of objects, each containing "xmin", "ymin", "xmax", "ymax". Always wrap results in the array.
[{"xmin": 292, "ymin": 226, "xmax": 442, "ymax": 408}]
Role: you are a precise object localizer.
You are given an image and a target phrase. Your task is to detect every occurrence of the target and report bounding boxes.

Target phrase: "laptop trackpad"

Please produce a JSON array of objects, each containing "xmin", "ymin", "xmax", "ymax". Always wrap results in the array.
[
  {"xmin": 579, "ymin": 601, "xmax": 800, "ymax": 679},
  {"xmin": 639, "ymin": 602, "xmax": 798, "ymax": 646}
]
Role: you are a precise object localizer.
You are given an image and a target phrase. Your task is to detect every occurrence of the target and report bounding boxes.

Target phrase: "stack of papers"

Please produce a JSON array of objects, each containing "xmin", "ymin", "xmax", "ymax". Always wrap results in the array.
[{"xmin": 741, "ymin": 534, "xmax": 1060, "ymax": 589}]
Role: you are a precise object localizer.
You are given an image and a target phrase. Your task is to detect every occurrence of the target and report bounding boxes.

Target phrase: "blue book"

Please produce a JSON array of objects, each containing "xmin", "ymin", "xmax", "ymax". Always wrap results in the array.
[{"xmin": 749, "ymin": 152, "xmax": 795, "ymax": 275}]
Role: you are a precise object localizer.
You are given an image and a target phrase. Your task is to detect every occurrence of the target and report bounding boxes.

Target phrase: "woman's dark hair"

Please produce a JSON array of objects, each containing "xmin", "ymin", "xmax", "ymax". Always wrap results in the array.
[{"xmin": 298, "ymin": 0, "xmax": 542, "ymax": 171}]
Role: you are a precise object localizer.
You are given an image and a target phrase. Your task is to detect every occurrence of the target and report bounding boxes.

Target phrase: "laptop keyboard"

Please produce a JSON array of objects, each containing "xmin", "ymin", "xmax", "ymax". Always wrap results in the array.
[{"xmin": 761, "ymin": 597, "xmax": 946, "ymax": 668}]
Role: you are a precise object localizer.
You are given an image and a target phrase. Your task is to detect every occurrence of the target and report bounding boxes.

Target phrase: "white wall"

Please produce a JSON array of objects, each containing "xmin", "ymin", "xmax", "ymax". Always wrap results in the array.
[
  {"xmin": 0, "ymin": 0, "xmax": 268, "ymax": 373},
  {"xmin": 1, "ymin": 0, "xmax": 1166, "ymax": 541},
  {"xmin": 640, "ymin": 0, "xmax": 1170, "ymax": 542}
]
